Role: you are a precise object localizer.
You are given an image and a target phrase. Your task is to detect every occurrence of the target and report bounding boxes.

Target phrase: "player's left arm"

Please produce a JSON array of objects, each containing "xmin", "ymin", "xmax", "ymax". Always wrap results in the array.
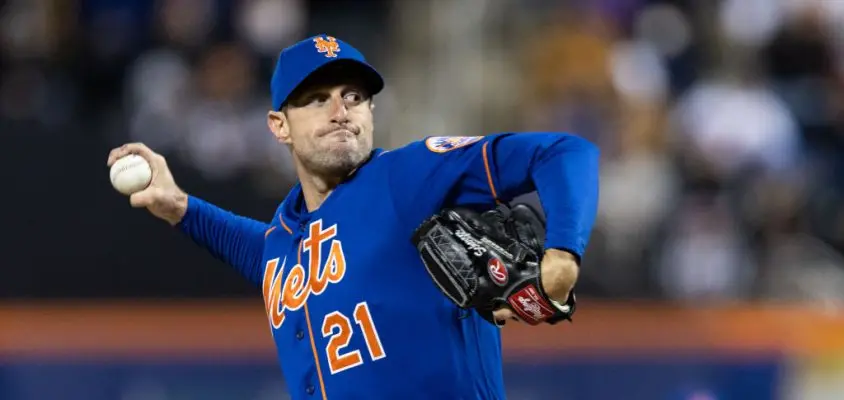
[{"xmin": 453, "ymin": 133, "xmax": 600, "ymax": 302}]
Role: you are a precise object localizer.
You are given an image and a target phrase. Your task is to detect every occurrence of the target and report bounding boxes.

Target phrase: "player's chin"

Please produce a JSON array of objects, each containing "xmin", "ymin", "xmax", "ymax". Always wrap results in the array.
[
  {"xmin": 321, "ymin": 134, "xmax": 360, "ymax": 151},
  {"xmin": 323, "ymin": 143, "xmax": 360, "ymax": 161},
  {"xmin": 316, "ymin": 146, "xmax": 367, "ymax": 172},
  {"xmin": 326, "ymin": 139, "xmax": 370, "ymax": 158}
]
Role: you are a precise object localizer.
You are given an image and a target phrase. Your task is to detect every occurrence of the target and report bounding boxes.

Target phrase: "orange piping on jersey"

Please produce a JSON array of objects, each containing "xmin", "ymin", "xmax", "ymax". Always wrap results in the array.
[
  {"xmin": 300, "ymin": 241, "xmax": 328, "ymax": 400},
  {"xmin": 304, "ymin": 304, "xmax": 328, "ymax": 400},
  {"xmin": 264, "ymin": 226, "xmax": 277, "ymax": 238},
  {"xmin": 482, "ymin": 142, "xmax": 501, "ymax": 204},
  {"xmin": 279, "ymin": 215, "xmax": 293, "ymax": 234}
]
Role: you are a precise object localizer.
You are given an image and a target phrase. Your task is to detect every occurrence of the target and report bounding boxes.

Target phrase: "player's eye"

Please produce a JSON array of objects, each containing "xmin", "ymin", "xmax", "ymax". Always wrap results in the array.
[
  {"xmin": 309, "ymin": 94, "xmax": 329, "ymax": 106},
  {"xmin": 343, "ymin": 91, "xmax": 363, "ymax": 105},
  {"xmin": 296, "ymin": 93, "xmax": 328, "ymax": 107}
]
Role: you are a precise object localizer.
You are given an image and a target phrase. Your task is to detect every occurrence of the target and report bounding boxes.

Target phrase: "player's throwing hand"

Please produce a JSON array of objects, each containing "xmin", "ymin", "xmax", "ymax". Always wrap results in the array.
[{"xmin": 107, "ymin": 143, "xmax": 188, "ymax": 226}]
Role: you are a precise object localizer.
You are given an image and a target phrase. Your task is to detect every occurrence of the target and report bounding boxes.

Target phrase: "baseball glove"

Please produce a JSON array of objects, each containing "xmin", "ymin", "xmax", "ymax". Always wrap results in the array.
[{"xmin": 411, "ymin": 203, "xmax": 577, "ymax": 326}]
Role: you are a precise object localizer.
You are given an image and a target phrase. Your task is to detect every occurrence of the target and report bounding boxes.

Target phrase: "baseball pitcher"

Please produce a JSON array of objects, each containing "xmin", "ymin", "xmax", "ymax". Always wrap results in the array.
[{"xmin": 108, "ymin": 34, "xmax": 600, "ymax": 400}]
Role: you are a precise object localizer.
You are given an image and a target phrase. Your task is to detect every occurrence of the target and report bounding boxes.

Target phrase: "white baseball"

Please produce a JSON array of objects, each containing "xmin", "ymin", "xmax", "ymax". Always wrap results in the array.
[{"xmin": 110, "ymin": 154, "xmax": 152, "ymax": 195}]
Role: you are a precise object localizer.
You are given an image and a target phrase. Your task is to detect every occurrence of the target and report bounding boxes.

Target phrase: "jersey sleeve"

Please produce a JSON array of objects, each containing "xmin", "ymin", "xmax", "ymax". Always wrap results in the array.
[
  {"xmin": 176, "ymin": 196, "xmax": 268, "ymax": 286},
  {"xmin": 387, "ymin": 133, "xmax": 599, "ymax": 259}
]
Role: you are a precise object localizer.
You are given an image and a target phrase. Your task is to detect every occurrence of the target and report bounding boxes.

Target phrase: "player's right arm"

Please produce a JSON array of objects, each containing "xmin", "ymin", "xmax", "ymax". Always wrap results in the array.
[{"xmin": 108, "ymin": 143, "xmax": 268, "ymax": 286}]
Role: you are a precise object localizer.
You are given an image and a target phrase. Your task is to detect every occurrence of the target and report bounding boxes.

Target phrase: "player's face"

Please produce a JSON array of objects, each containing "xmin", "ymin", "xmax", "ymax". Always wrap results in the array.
[{"xmin": 271, "ymin": 83, "xmax": 374, "ymax": 177}]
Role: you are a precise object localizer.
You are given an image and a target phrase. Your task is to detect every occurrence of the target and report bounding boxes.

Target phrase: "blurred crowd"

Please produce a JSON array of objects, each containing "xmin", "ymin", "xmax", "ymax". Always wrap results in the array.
[
  {"xmin": 512, "ymin": 0, "xmax": 844, "ymax": 303},
  {"xmin": 1, "ymin": 0, "xmax": 843, "ymax": 303}
]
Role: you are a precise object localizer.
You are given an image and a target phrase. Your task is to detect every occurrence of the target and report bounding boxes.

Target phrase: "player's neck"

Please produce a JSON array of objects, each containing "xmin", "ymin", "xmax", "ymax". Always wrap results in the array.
[
  {"xmin": 299, "ymin": 176, "xmax": 334, "ymax": 212},
  {"xmin": 294, "ymin": 155, "xmax": 363, "ymax": 212},
  {"xmin": 297, "ymin": 167, "xmax": 351, "ymax": 211}
]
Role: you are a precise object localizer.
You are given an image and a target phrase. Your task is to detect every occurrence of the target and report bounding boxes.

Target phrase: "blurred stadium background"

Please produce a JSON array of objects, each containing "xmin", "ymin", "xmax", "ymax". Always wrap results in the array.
[{"xmin": 2, "ymin": 0, "xmax": 844, "ymax": 399}]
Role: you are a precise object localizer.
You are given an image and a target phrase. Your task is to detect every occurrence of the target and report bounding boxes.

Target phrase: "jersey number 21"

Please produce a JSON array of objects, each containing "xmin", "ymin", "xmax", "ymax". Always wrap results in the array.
[{"xmin": 322, "ymin": 301, "xmax": 386, "ymax": 374}]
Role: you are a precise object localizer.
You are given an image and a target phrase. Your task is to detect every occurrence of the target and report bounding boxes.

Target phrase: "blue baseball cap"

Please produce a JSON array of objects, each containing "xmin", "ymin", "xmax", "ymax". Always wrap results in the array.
[{"xmin": 270, "ymin": 34, "xmax": 384, "ymax": 110}]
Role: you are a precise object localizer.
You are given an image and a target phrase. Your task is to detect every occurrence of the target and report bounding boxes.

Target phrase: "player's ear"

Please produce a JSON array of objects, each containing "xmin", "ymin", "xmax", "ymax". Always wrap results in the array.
[{"xmin": 267, "ymin": 110, "xmax": 291, "ymax": 144}]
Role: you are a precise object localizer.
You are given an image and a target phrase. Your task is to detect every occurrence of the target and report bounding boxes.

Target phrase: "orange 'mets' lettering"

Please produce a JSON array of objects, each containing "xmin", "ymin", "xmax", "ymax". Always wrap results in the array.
[{"xmin": 262, "ymin": 219, "xmax": 348, "ymax": 329}]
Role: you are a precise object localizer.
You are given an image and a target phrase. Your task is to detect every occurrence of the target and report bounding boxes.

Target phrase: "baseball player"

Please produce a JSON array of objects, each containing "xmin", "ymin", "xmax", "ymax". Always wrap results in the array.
[{"xmin": 107, "ymin": 34, "xmax": 599, "ymax": 399}]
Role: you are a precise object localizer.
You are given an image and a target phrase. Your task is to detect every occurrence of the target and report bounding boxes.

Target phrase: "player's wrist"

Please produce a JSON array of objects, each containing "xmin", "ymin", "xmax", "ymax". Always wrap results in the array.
[
  {"xmin": 540, "ymin": 249, "xmax": 579, "ymax": 303},
  {"xmin": 164, "ymin": 190, "xmax": 189, "ymax": 226}
]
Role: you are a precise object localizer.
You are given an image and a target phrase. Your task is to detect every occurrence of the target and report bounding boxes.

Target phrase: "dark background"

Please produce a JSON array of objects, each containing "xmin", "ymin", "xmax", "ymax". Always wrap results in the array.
[
  {"xmin": 0, "ymin": 0, "xmax": 392, "ymax": 299},
  {"xmin": 2, "ymin": 0, "xmax": 844, "ymax": 303}
]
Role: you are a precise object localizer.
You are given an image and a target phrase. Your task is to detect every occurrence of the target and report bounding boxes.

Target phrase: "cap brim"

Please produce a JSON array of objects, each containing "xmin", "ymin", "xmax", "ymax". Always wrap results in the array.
[{"xmin": 285, "ymin": 59, "xmax": 384, "ymax": 106}]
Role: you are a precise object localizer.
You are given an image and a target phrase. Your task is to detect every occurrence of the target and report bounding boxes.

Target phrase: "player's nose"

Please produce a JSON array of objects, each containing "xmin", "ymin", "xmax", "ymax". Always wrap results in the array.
[{"xmin": 328, "ymin": 96, "xmax": 349, "ymax": 123}]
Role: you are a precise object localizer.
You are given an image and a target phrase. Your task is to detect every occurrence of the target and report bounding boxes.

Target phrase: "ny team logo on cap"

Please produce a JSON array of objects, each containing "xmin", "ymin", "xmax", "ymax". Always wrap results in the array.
[{"xmin": 313, "ymin": 36, "xmax": 340, "ymax": 58}]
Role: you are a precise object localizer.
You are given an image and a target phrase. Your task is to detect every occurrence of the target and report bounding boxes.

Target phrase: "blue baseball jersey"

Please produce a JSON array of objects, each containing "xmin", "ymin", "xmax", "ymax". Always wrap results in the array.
[{"xmin": 178, "ymin": 132, "xmax": 600, "ymax": 400}]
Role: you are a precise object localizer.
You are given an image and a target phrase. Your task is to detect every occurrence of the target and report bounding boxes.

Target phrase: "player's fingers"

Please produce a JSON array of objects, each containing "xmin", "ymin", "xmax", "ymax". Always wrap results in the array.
[
  {"xmin": 107, "ymin": 143, "xmax": 157, "ymax": 167},
  {"xmin": 492, "ymin": 308, "xmax": 519, "ymax": 323},
  {"xmin": 129, "ymin": 189, "xmax": 155, "ymax": 208},
  {"xmin": 107, "ymin": 146, "xmax": 130, "ymax": 166},
  {"xmin": 108, "ymin": 144, "xmax": 143, "ymax": 165}
]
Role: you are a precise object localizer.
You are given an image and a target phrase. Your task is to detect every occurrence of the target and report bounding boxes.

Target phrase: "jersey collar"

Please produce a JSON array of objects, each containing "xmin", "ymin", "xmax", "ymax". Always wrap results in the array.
[{"xmin": 276, "ymin": 148, "xmax": 385, "ymax": 234}]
